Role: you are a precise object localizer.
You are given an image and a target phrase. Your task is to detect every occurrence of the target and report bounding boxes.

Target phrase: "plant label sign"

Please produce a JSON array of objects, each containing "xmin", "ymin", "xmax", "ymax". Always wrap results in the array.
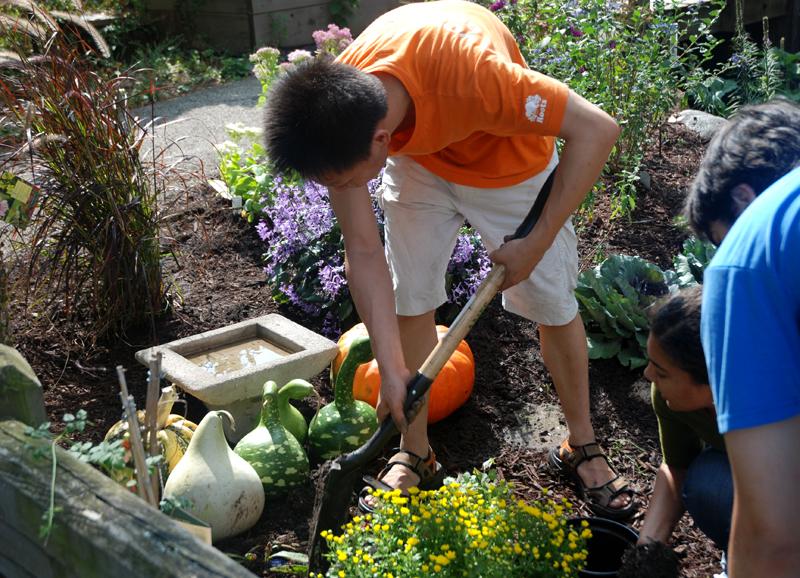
[{"xmin": 0, "ymin": 172, "xmax": 39, "ymax": 229}]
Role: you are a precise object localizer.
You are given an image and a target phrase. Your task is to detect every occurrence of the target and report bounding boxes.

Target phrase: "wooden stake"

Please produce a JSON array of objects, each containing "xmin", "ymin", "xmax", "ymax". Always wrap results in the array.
[
  {"xmin": 116, "ymin": 365, "xmax": 156, "ymax": 507},
  {"xmin": 144, "ymin": 352, "xmax": 163, "ymax": 501}
]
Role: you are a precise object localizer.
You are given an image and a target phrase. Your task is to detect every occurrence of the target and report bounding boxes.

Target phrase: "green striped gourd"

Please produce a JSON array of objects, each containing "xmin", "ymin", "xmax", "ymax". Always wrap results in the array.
[
  {"xmin": 277, "ymin": 378, "xmax": 314, "ymax": 444},
  {"xmin": 307, "ymin": 335, "xmax": 378, "ymax": 459},
  {"xmin": 234, "ymin": 380, "xmax": 310, "ymax": 495}
]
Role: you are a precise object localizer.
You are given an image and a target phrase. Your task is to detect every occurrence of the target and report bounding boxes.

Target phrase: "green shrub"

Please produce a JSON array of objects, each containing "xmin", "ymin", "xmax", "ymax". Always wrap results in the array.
[
  {"xmin": 685, "ymin": 0, "xmax": 797, "ymax": 116},
  {"xmin": 483, "ymin": 0, "xmax": 721, "ymax": 218}
]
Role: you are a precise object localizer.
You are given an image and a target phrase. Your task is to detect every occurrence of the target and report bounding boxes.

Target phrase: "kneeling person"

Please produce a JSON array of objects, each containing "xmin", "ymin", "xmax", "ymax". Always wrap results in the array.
[{"xmin": 640, "ymin": 286, "xmax": 731, "ymax": 556}]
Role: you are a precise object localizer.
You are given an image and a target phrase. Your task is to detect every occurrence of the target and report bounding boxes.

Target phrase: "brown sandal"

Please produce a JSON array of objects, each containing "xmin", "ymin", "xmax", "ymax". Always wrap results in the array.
[
  {"xmin": 358, "ymin": 446, "xmax": 446, "ymax": 514},
  {"xmin": 548, "ymin": 439, "xmax": 637, "ymax": 521}
]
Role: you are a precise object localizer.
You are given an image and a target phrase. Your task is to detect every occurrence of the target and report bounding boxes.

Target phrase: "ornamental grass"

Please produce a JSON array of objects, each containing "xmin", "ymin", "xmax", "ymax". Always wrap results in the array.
[
  {"xmin": 319, "ymin": 471, "xmax": 591, "ymax": 577},
  {"xmin": 0, "ymin": 3, "xmax": 164, "ymax": 339}
]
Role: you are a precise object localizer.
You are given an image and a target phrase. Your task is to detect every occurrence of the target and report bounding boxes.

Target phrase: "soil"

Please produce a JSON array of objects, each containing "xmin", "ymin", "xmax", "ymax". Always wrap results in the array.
[{"xmin": 7, "ymin": 122, "xmax": 722, "ymax": 577}]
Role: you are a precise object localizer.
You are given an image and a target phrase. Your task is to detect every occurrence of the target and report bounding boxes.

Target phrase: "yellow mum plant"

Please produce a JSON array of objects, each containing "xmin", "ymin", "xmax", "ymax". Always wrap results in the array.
[{"xmin": 318, "ymin": 470, "xmax": 591, "ymax": 577}]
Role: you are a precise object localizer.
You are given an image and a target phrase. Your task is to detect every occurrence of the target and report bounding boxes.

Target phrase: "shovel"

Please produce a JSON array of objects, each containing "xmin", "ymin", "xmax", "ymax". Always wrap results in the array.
[{"xmin": 307, "ymin": 167, "xmax": 557, "ymax": 573}]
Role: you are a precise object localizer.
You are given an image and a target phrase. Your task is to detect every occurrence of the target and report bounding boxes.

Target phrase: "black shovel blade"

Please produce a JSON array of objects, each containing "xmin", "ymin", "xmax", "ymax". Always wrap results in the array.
[
  {"xmin": 307, "ymin": 457, "xmax": 362, "ymax": 572},
  {"xmin": 307, "ymin": 372, "xmax": 434, "ymax": 573}
]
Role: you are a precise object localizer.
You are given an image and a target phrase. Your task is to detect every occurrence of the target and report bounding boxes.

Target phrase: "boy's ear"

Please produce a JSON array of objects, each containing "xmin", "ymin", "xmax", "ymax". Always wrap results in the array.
[
  {"xmin": 373, "ymin": 128, "xmax": 391, "ymax": 147},
  {"xmin": 731, "ymin": 183, "xmax": 756, "ymax": 216}
]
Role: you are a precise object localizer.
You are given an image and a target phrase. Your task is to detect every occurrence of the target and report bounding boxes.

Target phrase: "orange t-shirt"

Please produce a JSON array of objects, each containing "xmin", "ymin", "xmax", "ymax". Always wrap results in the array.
[{"xmin": 337, "ymin": 0, "xmax": 569, "ymax": 188}]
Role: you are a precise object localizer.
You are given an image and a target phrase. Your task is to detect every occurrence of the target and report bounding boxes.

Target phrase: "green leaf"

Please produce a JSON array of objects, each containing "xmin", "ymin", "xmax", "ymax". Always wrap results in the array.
[{"xmin": 586, "ymin": 335, "xmax": 621, "ymax": 359}]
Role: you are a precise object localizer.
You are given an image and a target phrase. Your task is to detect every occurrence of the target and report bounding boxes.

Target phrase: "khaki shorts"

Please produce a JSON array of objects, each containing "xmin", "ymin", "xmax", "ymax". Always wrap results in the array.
[{"xmin": 379, "ymin": 152, "xmax": 578, "ymax": 326}]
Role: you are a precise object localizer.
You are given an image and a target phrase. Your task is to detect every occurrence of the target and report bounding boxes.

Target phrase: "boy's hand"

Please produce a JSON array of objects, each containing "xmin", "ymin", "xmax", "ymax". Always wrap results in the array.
[
  {"xmin": 490, "ymin": 233, "xmax": 549, "ymax": 291},
  {"xmin": 376, "ymin": 368, "xmax": 414, "ymax": 434}
]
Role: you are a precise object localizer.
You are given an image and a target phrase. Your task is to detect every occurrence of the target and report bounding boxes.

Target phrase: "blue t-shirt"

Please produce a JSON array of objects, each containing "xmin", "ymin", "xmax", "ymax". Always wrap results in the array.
[{"xmin": 701, "ymin": 166, "xmax": 800, "ymax": 434}]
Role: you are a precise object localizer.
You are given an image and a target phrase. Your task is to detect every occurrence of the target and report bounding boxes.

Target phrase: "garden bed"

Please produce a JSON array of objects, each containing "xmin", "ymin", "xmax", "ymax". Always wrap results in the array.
[{"xmin": 7, "ymin": 122, "xmax": 719, "ymax": 577}]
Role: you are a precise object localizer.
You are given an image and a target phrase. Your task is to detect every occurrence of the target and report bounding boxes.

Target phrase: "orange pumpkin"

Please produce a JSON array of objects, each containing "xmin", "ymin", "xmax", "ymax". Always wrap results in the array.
[{"xmin": 331, "ymin": 323, "xmax": 475, "ymax": 424}]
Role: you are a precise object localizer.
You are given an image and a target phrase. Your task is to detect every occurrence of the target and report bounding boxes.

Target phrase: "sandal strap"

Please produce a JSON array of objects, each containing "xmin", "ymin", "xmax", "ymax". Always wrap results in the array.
[
  {"xmin": 378, "ymin": 446, "xmax": 439, "ymax": 484},
  {"xmin": 584, "ymin": 475, "xmax": 632, "ymax": 507},
  {"xmin": 362, "ymin": 474, "xmax": 395, "ymax": 493},
  {"xmin": 559, "ymin": 440, "xmax": 607, "ymax": 470}
]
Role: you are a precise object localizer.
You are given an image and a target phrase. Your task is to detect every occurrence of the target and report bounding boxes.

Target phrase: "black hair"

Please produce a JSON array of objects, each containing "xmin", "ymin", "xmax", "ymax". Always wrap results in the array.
[
  {"xmin": 684, "ymin": 98, "xmax": 800, "ymax": 241},
  {"xmin": 648, "ymin": 285, "xmax": 708, "ymax": 385},
  {"xmin": 263, "ymin": 55, "xmax": 389, "ymax": 179}
]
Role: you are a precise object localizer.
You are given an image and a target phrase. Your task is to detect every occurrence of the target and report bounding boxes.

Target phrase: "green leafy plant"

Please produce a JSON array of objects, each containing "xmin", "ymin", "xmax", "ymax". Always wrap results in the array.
[
  {"xmin": 0, "ymin": 11, "xmax": 165, "ymax": 338},
  {"xmin": 317, "ymin": 469, "xmax": 591, "ymax": 577},
  {"xmin": 23, "ymin": 410, "xmax": 135, "ymax": 542},
  {"xmin": 672, "ymin": 236, "xmax": 716, "ymax": 287},
  {"xmin": 486, "ymin": 0, "xmax": 722, "ymax": 218},
  {"xmin": 575, "ymin": 254, "xmax": 671, "ymax": 369},
  {"xmin": 124, "ymin": 42, "xmax": 251, "ymax": 106},
  {"xmin": 685, "ymin": 0, "xmax": 796, "ymax": 116},
  {"xmin": 216, "ymin": 123, "xmax": 273, "ymax": 221}
]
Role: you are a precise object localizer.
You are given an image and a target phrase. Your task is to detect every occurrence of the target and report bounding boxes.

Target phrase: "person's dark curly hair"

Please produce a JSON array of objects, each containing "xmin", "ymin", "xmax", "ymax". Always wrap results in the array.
[
  {"xmin": 684, "ymin": 98, "xmax": 800, "ymax": 241},
  {"xmin": 648, "ymin": 285, "xmax": 708, "ymax": 385},
  {"xmin": 263, "ymin": 55, "xmax": 388, "ymax": 179}
]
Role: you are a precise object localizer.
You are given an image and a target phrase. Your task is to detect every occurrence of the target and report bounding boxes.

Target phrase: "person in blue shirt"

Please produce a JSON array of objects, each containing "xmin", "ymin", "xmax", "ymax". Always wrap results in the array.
[{"xmin": 684, "ymin": 98, "xmax": 800, "ymax": 577}]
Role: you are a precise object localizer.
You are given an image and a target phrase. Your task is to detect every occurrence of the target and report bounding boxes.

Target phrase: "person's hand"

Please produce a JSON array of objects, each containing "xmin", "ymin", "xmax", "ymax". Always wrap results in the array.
[
  {"xmin": 618, "ymin": 541, "xmax": 679, "ymax": 578},
  {"xmin": 489, "ymin": 234, "xmax": 549, "ymax": 291},
  {"xmin": 376, "ymin": 367, "xmax": 414, "ymax": 434}
]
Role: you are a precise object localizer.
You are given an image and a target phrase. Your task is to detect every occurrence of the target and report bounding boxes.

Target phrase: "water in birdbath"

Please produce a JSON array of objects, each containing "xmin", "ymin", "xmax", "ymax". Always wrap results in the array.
[{"xmin": 189, "ymin": 337, "xmax": 293, "ymax": 376}]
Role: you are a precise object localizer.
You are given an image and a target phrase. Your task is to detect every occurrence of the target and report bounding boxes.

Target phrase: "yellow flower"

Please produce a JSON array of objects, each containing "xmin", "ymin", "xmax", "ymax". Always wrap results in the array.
[{"xmin": 336, "ymin": 551, "xmax": 347, "ymax": 561}]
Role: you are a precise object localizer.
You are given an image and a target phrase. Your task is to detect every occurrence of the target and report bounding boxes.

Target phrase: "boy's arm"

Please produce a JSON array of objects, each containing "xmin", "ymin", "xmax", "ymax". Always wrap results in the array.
[
  {"xmin": 490, "ymin": 89, "xmax": 619, "ymax": 289},
  {"xmin": 725, "ymin": 415, "xmax": 800, "ymax": 577},
  {"xmin": 638, "ymin": 462, "xmax": 686, "ymax": 545},
  {"xmin": 328, "ymin": 183, "xmax": 412, "ymax": 432}
]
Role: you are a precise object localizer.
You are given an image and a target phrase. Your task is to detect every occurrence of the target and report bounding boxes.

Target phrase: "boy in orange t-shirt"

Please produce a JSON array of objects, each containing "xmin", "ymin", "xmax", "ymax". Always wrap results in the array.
[{"xmin": 264, "ymin": 0, "xmax": 635, "ymax": 519}]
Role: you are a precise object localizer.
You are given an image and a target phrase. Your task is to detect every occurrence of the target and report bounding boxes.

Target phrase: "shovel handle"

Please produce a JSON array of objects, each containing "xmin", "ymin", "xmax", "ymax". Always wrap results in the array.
[
  {"xmin": 338, "ymin": 171, "xmax": 552, "ymax": 467},
  {"xmin": 339, "ymin": 263, "xmax": 506, "ymax": 466}
]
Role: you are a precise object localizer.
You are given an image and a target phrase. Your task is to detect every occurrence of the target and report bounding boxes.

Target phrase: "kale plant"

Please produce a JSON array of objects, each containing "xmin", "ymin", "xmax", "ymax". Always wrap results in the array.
[
  {"xmin": 672, "ymin": 236, "xmax": 716, "ymax": 287},
  {"xmin": 575, "ymin": 254, "xmax": 671, "ymax": 369}
]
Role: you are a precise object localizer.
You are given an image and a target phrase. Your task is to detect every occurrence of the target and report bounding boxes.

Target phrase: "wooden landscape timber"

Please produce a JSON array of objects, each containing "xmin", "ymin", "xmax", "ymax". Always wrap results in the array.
[{"xmin": 0, "ymin": 419, "xmax": 257, "ymax": 578}]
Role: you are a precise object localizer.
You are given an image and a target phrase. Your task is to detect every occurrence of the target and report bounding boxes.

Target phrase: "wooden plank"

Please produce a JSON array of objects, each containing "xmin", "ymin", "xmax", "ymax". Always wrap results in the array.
[
  {"xmin": 715, "ymin": 0, "xmax": 790, "ymax": 31},
  {"xmin": 789, "ymin": 0, "xmax": 800, "ymax": 50},
  {"xmin": 253, "ymin": 5, "xmax": 332, "ymax": 48},
  {"xmin": 0, "ymin": 345, "xmax": 47, "ymax": 427},
  {"xmin": 252, "ymin": 0, "xmax": 328, "ymax": 14},
  {"xmin": 0, "ymin": 420, "xmax": 257, "ymax": 578}
]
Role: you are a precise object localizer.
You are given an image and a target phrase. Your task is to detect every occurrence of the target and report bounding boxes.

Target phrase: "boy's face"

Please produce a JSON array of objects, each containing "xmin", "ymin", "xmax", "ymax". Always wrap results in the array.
[
  {"xmin": 319, "ymin": 133, "xmax": 390, "ymax": 190},
  {"xmin": 644, "ymin": 334, "xmax": 714, "ymax": 412}
]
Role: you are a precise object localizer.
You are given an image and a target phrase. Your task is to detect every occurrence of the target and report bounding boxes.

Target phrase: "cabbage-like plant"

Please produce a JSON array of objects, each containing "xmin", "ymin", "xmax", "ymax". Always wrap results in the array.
[
  {"xmin": 672, "ymin": 236, "xmax": 716, "ymax": 288},
  {"xmin": 575, "ymin": 254, "xmax": 671, "ymax": 369}
]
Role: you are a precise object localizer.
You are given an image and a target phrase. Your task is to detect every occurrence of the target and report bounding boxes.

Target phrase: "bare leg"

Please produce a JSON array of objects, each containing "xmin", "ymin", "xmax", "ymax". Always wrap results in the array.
[
  {"xmin": 371, "ymin": 311, "xmax": 437, "ymax": 492},
  {"xmin": 539, "ymin": 313, "xmax": 630, "ymax": 509}
]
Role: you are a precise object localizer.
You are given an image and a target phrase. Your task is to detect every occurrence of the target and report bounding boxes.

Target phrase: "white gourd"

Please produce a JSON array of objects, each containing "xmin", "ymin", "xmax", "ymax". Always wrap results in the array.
[{"xmin": 162, "ymin": 410, "xmax": 264, "ymax": 542}]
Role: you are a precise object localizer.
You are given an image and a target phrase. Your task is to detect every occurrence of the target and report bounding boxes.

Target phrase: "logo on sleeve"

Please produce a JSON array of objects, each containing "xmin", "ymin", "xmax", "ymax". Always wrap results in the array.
[{"xmin": 525, "ymin": 94, "xmax": 547, "ymax": 124}]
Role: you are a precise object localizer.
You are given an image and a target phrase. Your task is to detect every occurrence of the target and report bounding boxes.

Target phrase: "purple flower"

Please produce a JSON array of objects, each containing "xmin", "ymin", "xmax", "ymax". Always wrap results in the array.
[
  {"xmin": 319, "ymin": 260, "xmax": 346, "ymax": 298},
  {"xmin": 608, "ymin": 40, "xmax": 617, "ymax": 50},
  {"xmin": 313, "ymin": 23, "xmax": 354, "ymax": 56},
  {"xmin": 490, "ymin": 0, "xmax": 506, "ymax": 11},
  {"xmin": 568, "ymin": 25, "xmax": 584, "ymax": 37}
]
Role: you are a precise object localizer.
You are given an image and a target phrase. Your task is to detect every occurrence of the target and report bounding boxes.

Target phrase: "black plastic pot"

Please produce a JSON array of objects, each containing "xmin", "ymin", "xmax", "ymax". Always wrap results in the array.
[{"xmin": 568, "ymin": 517, "xmax": 639, "ymax": 577}]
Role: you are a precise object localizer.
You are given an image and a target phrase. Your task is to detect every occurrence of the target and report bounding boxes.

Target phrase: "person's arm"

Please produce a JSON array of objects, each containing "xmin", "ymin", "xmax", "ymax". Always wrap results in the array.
[
  {"xmin": 638, "ymin": 462, "xmax": 687, "ymax": 545},
  {"xmin": 725, "ymin": 415, "xmax": 800, "ymax": 577},
  {"xmin": 328, "ymin": 184, "xmax": 412, "ymax": 432},
  {"xmin": 490, "ymin": 89, "xmax": 620, "ymax": 289}
]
